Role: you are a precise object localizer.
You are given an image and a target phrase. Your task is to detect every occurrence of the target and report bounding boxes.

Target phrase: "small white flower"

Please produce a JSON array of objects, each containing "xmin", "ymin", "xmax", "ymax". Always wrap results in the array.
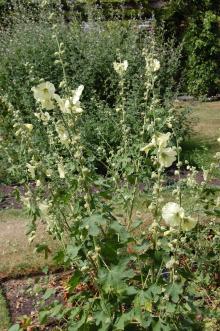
[
  {"xmin": 162, "ymin": 202, "xmax": 184, "ymax": 227},
  {"xmin": 163, "ymin": 230, "xmax": 172, "ymax": 237},
  {"xmin": 159, "ymin": 147, "xmax": 177, "ymax": 168},
  {"xmin": 36, "ymin": 179, "xmax": 41, "ymax": 187}
]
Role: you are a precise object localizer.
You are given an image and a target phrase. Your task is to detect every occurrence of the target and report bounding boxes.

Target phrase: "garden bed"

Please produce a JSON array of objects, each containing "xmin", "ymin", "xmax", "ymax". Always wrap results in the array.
[{"xmin": 1, "ymin": 271, "xmax": 72, "ymax": 329}]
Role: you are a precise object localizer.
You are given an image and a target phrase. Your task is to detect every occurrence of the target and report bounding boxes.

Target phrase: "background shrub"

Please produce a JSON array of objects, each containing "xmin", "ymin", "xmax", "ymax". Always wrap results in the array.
[
  {"xmin": 159, "ymin": 0, "xmax": 220, "ymax": 96},
  {"xmin": 0, "ymin": 7, "xmax": 188, "ymax": 182}
]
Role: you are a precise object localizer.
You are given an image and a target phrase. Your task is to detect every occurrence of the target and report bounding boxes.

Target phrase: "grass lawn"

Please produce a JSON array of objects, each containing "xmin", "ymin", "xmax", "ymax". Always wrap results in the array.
[
  {"xmin": 182, "ymin": 101, "xmax": 220, "ymax": 171},
  {"xmin": 0, "ymin": 209, "xmax": 62, "ymax": 279}
]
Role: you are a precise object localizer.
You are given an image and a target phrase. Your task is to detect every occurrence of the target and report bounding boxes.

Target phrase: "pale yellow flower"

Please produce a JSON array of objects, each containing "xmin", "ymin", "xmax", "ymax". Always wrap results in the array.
[
  {"xmin": 46, "ymin": 169, "xmax": 52, "ymax": 177},
  {"xmin": 32, "ymin": 81, "xmax": 55, "ymax": 101},
  {"xmin": 152, "ymin": 59, "xmax": 160, "ymax": 72},
  {"xmin": 40, "ymin": 112, "xmax": 51, "ymax": 124},
  {"xmin": 54, "ymin": 86, "xmax": 84, "ymax": 114},
  {"xmin": 181, "ymin": 216, "xmax": 197, "ymax": 231},
  {"xmin": 36, "ymin": 179, "xmax": 41, "ymax": 187},
  {"xmin": 58, "ymin": 162, "xmax": 65, "ymax": 178},
  {"xmin": 159, "ymin": 147, "xmax": 177, "ymax": 168},
  {"xmin": 24, "ymin": 123, "xmax": 33, "ymax": 132},
  {"xmin": 56, "ymin": 125, "xmax": 70, "ymax": 145},
  {"xmin": 140, "ymin": 142, "xmax": 154, "ymax": 154},
  {"xmin": 72, "ymin": 85, "xmax": 84, "ymax": 104},
  {"xmin": 31, "ymin": 82, "xmax": 56, "ymax": 110},
  {"xmin": 140, "ymin": 132, "xmax": 171, "ymax": 155},
  {"xmin": 54, "ymin": 94, "xmax": 66, "ymax": 113},
  {"xmin": 162, "ymin": 202, "xmax": 184, "ymax": 227},
  {"xmin": 21, "ymin": 196, "xmax": 31, "ymax": 210},
  {"xmin": 155, "ymin": 132, "xmax": 171, "ymax": 148},
  {"xmin": 56, "ymin": 85, "xmax": 84, "ymax": 114},
  {"xmin": 113, "ymin": 60, "xmax": 128, "ymax": 75},
  {"xmin": 64, "ymin": 99, "xmax": 83, "ymax": 114},
  {"xmin": 40, "ymin": 98, "xmax": 55, "ymax": 110}
]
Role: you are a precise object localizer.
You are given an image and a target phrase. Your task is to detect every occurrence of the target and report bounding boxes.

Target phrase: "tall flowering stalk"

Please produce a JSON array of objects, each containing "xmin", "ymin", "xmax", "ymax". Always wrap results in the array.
[{"xmin": 8, "ymin": 30, "xmax": 216, "ymax": 330}]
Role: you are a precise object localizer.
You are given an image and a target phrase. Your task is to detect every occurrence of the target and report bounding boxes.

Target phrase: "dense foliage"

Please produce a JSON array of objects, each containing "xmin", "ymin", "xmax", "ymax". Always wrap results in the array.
[
  {"xmin": 0, "ymin": 0, "xmax": 219, "ymax": 96},
  {"xmin": 0, "ymin": 7, "xmax": 189, "ymax": 183},
  {"xmin": 160, "ymin": 0, "xmax": 220, "ymax": 96}
]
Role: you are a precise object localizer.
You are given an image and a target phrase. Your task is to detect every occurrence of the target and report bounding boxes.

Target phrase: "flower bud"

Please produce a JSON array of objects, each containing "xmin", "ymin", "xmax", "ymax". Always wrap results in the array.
[{"xmin": 95, "ymin": 246, "xmax": 101, "ymax": 253}]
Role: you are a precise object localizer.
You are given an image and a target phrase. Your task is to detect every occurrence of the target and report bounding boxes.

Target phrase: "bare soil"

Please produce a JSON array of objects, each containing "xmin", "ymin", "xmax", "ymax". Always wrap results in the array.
[
  {"xmin": 0, "ymin": 183, "xmax": 24, "ymax": 209},
  {"xmin": 1, "ymin": 271, "xmax": 72, "ymax": 329}
]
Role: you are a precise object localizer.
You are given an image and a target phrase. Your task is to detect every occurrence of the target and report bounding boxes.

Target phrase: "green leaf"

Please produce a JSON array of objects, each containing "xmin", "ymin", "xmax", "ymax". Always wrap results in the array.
[
  {"xmin": 110, "ymin": 221, "xmax": 130, "ymax": 242},
  {"xmin": 68, "ymin": 270, "xmax": 81, "ymax": 292},
  {"xmin": 50, "ymin": 303, "xmax": 63, "ymax": 318},
  {"xmin": 125, "ymin": 286, "xmax": 137, "ymax": 296},
  {"xmin": 39, "ymin": 310, "xmax": 49, "ymax": 324},
  {"xmin": 165, "ymin": 302, "xmax": 176, "ymax": 313},
  {"xmin": 153, "ymin": 320, "xmax": 162, "ymax": 331},
  {"xmin": 96, "ymin": 313, "xmax": 111, "ymax": 331},
  {"xmin": 82, "ymin": 214, "xmax": 107, "ymax": 237},
  {"xmin": 69, "ymin": 313, "xmax": 87, "ymax": 331},
  {"xmin": 127, "ymin": 174, "xmax": 136, "ymax": 184},
  {"xmin": 115, "ymin": 311, "xmax": 133, "ymax": 330},
  {"xmin": 147, "ymin": 284, "xmax": 162, "ymax": 302},
  {"xmin": 99, "ymin": 191, "xmax": 112, "ymax": 199},
  {"xmin": 153, "ymin": 320, "xmax": 170, "ymax": 331},
  {"xmin": 35, "ymin": 243, "xmax": 51, "ymax": 259},
  {"xmin": 134, "ymin": 290, "xmax": 152, "ymax": 312},
  {"xmin": 8, "ymin": 325, "xmax": 20, "ymax": 331},
  {"xmin": 167, "ymin": 283, "xmax": 183, "ymax": 303},
  {"xmin": 43, "ymin": 288, "xmax": 56, "ymax": 300},
  {"xmin": 66, "ymin": 244, "xmax": 80, "ymax": 260},
  {"xmin": 98, "ymin": 260, "xmax": 135, "ymax": 295}
]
